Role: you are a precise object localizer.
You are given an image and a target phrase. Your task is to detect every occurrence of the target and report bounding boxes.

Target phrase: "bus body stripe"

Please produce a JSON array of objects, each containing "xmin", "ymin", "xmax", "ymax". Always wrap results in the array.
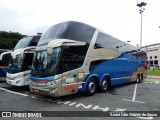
[{"xmin": 30, "ymin": 75, "xmax": 54, "ymax": 81}]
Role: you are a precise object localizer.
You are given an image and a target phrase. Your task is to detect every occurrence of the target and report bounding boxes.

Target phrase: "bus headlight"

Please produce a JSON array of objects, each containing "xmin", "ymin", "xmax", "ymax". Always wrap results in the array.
[
  {"xmin": 47, "ymin": 82, "xmax": 52, "ymax": 86},
  {"xmin": 47, "ymin": 81, "xmax": 55, "ymax": 86},
  {"xmin": 14, "ymin": 75, "xmax": 23, "ymax": 79}
]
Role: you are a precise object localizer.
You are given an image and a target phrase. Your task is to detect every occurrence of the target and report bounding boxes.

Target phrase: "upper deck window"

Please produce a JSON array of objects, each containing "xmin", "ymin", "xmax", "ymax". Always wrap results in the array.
[
  {"xmin": 38, "ymin": 21, "xmax": 96, "ymax": 46},
  {"xmin": 14, "ymin": 36, "xmax": 33, "ymax": 50},
  {"xmin": 14, "ymin": 36, "xmax": 40, "ymax": 50},
  {"xmin": 95, "ymin": 32, "xmax": 140, "ymax": 53}
]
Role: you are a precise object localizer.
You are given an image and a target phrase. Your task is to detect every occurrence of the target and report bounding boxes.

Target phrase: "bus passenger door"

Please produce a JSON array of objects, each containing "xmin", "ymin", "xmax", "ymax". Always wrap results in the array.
[
  {"xmin": 23, "ymin": 50, "xmax": 34, "ymax": 85},
  {"xmin": 61, "ymin": 70, "xmax": 78, "ymax": 96}
]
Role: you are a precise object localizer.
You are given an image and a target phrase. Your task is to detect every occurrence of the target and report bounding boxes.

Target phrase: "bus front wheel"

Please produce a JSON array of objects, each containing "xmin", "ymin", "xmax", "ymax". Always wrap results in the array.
[{"xmin": 86, "ymin": 78, "xmax": 97, "ymax": 96}]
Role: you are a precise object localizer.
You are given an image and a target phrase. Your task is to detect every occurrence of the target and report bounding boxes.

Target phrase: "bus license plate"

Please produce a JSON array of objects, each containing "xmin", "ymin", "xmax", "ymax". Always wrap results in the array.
[{"xmin": 33, "ymin": 89, "xmax": 40, "ymax": 93}]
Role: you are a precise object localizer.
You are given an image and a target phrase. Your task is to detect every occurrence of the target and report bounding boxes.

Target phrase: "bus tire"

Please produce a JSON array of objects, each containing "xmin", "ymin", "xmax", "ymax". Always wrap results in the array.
[
  {"xmin": 136, "ymin": 74, "xmax": 141, "ymax": 83},
  {"xmin": 140, "ymin": 74, "xmax": 144, "ymax": 82},
  {"xmin": 100, "ymin": 77, "xmax": 109, "ymax": 92},
  {"xmin": 86, "ymin": 78, "xmax": 97, "ymax": 96}
]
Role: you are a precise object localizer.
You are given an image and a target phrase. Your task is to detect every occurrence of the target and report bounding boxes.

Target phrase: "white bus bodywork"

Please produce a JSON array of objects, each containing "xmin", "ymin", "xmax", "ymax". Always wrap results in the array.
[{"xmin": 6, "ymin": 47, "xmax": 35, "ymax": 86}]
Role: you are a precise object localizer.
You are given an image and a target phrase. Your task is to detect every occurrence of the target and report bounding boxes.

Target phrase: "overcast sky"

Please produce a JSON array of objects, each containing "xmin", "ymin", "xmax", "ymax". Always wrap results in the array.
[{"xmin": 0, "ymin": 0, "xmax": 160, "ymax": 46}]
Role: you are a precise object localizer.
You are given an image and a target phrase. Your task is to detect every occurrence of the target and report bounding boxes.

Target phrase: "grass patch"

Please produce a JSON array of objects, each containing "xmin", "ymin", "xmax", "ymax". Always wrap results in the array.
[{"xmin": 147, "ymin": 69, "xmax": 160, "ymax": 76}]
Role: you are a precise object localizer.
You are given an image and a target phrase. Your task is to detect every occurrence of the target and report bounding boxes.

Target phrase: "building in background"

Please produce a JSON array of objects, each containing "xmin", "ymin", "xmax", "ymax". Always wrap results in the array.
[{"xmin": 142, "ymin": 43, "xmax": 160, "ymax": 69}]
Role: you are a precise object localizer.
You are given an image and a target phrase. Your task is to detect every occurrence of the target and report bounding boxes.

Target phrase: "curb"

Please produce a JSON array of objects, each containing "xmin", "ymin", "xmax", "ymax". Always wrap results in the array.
[
  {"xmin": 147, "ymin": 75, "xmax": 160, "ymax": 79},
  {"xmin": 143, "ymin": 81, "xmax": 160, "ymax": 84}
]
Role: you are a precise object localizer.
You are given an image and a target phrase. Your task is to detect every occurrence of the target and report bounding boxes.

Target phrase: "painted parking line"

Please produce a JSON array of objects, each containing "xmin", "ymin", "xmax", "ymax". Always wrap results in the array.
[
  {"xmin": 0, "ymin": 86, "xmax": 155, "ymax": 119},
  {"xmin": 121, "ymin": 84, "xmax": 154, "ymax": 120},
  {"xmin": 31, "ymin": 95, "xmax": 128, "ymax": 112},
  {"xmin": 122, "ymin": 83, "xmax": 145, "ymax": 103},
  {"xmin": 132, "ymin": 83, "xmax": 137, "ymax": 101},
  {"xmin": 0, "ymin": 87, "xmax": 28, "ymax": 97},
  {"xmin": 31, "ymin": 95, "xmax": 154, "ymax": 119}
]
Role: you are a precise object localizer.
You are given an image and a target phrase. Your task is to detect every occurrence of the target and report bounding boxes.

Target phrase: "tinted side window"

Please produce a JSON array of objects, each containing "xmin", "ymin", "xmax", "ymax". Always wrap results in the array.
[
  {"xmin": 130, "ymin": 50, "xmax": 147, "ymax": 59},
  {"xmin": 1, "ymin": 53, "xmax": 11, "ymax": 66},
  {"xmin": 95, "ymin": 32, "xmax": 140, "ymax": 54},
  {"xmin": 94, "ymin": 33, "xmax": 120, "ymax": 51}
]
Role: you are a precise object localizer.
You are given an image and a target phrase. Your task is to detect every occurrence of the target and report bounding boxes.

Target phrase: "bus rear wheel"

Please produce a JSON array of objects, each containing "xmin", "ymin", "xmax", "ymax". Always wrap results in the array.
[
  {"xmin": 100, "ymin": 77, "xmax": 109, "ymax": 92},
  {"xmin": 86, "ymin": 78, "xmax": 97, "ymax": 96},
  {"xmin": 136, "ymin": 74, "xmax": 142, "ymax": 83},
  {"xmin": 141, "ymin": 74, "xmax": 144, "ymax": 82}
]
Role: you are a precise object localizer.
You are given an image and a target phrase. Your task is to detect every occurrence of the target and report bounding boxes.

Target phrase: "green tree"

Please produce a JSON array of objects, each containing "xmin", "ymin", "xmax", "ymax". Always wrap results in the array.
[{"xmin": 0, "ymin": 31, "xmax": 26, "ymax": 49}]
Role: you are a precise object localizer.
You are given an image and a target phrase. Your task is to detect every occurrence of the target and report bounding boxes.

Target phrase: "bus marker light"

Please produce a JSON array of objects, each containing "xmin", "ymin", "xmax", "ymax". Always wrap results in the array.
[{"xmin": 79, "ymin": 73, "xmax": 83, "ymax": 78}]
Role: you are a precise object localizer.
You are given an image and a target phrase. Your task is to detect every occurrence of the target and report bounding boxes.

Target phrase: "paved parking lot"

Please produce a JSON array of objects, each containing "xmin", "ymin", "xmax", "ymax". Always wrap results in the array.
[{"xmin": 0, "ymin": 78, "xmax": 159, "ymax": 120}]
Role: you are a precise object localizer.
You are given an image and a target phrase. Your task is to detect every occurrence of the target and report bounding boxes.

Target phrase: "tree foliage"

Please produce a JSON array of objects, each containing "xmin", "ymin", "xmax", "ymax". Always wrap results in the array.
[{"xmin": 0, "ymin": 31, "xmax": 26, "ymax": 49}]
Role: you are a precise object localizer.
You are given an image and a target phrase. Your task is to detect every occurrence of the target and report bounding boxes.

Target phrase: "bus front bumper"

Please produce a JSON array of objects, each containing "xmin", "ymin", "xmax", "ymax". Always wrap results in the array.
[
  {"xmin": 30, "ymin": 80, "xmax": 61, "ymax": 97},
  {"xmin": 6, "ymin": 78, "xmax": 25, "ymax": 86}
]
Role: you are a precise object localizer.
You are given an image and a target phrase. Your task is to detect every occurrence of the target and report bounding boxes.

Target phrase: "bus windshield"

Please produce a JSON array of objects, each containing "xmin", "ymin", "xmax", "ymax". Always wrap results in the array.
[
  {"xmin": 14, "ymin": 36, "xmax": 33, "ymax": 50},
  {"xmin": 8, "ymin": 54, "xmax": 23, "ymax": 74},
  {"xmin": 31, "ymin": 47, "xmax": 61, "ymax": 77}
]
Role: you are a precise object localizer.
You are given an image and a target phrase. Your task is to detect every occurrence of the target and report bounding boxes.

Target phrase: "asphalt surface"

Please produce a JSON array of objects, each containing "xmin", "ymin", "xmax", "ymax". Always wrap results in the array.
[{"xmin": 0, "ymin": 78, "xmax": 160, "ymax": 120}]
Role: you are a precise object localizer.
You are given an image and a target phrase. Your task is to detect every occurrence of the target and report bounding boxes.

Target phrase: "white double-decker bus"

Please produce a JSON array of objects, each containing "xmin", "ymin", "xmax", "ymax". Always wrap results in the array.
[
  {"xmin": 6, "ymin": 35, "xmax": 41, "ymax": 86},
  {"xmin": 30, "ymin": 21, "xmax": 147, "ymax": 97}
]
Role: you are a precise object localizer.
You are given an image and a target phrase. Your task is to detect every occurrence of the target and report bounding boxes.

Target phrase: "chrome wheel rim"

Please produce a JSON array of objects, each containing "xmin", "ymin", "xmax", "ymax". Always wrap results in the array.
[
  {"xmin": 102, "ymin": 80, "xmax": 108, "ymax": 90},
  {"xmin": 88, "ymin": 81, "xmax": 95, "ymax": 93},
  {"xmin": 137, "ymin": 78, "xmax": 139, "ymax": 82},
  {"xmin": 137, "ymin": 76, "xmax": 139, "ymax": 82}
]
